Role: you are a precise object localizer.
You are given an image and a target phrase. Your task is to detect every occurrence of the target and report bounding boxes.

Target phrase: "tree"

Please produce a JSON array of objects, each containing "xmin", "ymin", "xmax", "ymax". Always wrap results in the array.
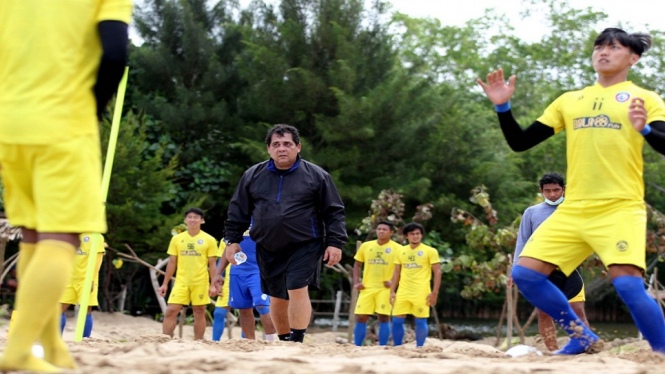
[{"xmin": 101, "ymin": 110, "xmax": 181, "ymax": 254}]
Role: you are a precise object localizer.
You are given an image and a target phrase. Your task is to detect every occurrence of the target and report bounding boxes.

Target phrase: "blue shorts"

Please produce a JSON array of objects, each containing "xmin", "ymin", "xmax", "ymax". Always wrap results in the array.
[{"xmin": 229, "ymin": 272, "xmax": 270, "ymax": 309}]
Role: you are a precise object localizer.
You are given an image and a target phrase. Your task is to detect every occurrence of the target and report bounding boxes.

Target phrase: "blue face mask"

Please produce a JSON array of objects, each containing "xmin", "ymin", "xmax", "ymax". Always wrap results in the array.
[{"xmin": 545, "ymin": 196, "xmax": 564, "ymax": 206}]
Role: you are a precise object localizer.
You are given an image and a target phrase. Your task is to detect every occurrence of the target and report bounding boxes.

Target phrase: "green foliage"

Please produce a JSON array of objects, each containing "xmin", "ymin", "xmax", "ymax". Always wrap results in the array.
[
  {"xmin": 100, "ymin": 110, "xmax": 180, "ymax": 253},
  {"xmin": 449, "ymin": 186, "xmax": 518, "ymax": 299}
]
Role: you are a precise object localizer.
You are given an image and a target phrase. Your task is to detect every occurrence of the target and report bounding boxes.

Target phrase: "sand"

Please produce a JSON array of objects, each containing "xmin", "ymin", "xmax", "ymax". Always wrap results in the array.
[{"xmin": 1, "ymin": 312, "xmax": 664, "ymax": 374}]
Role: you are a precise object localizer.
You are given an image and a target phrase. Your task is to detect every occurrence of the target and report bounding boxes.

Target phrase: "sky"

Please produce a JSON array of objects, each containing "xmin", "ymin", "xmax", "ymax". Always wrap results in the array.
[
  {"xmin": 132, "ymin": 0, "xmax": 664, "ymax": 44},
  {"xmin": 384, "ymin": 0, "xmax": 663, "ymax": 42}
]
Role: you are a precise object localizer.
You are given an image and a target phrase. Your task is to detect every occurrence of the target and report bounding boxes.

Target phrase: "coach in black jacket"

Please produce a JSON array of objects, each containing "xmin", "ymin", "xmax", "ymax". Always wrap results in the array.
[{"xmin": 222, "ymin": 124, "xmax": 347, "ymax": 343}]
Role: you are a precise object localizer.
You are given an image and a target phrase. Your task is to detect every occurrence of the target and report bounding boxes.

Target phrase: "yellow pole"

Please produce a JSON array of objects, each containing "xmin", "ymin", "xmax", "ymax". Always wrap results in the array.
[{"xmin": 74, "ymin": 67, "xmax": 129, "ymax": 341}]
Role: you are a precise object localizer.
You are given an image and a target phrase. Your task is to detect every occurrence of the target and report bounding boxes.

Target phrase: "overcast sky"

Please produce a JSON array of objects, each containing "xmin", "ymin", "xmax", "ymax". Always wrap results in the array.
[
  {"xmin": 132, "ymin": 0, "xmax": 664, "ymax": 44},
  {"xmin": 385, "ymin": 0, "xmax": 662, "ymax": 42}
]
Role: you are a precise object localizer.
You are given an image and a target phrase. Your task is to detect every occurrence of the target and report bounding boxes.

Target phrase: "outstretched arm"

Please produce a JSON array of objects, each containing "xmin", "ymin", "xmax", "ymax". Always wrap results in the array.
[{"xmin": 478, "ymin": 68, "xmax": 553, "ymax": 152}]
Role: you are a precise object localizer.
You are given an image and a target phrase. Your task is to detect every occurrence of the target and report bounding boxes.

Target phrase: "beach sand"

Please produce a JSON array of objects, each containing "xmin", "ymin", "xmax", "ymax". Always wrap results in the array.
[{"xmin": 1, "ymin": 311, "xmax": 663, "ymax": 373}]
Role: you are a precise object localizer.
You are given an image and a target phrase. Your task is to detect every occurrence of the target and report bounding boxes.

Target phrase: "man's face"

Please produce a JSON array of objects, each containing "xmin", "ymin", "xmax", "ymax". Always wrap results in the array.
[
  {"xmin": 184, "ymin": 212, "xmax": 204, "ymax": 230},
  {"xmin": 540, "ymin": 183, "xmax": 564, "ymax": 202},
  {"xmin": 375, "ymin": 224, "xmax": 394, "ymax": 241},
  {"xmin": 267, "ymin": 133, "xmax": 301, "ymax": 170},
  {"xmin": 592, "ymin": 40, "xmax": 639, "ymax": 76},
  {"xmin": 406, "ymin": 229, "xmax": 422, "ymax": 245}
]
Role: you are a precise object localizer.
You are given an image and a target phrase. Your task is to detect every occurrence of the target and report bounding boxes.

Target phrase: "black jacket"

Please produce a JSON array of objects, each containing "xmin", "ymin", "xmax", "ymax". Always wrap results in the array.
[{"xmin": 225, "ymin": 156, "xmax": 347, "ymax": 251}]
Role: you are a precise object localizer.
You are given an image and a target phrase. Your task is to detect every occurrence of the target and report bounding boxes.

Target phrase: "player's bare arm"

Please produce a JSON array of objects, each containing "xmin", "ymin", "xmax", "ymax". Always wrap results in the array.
[
  {"xmin": 428, "ymin": 263, "xmax": 442, "ymax": 306},
  {"xmin": 159, "ymin": 255, "xmax": 177, "ymax": 297},
  {"xmin": 389, "ymin": 265, "xmax": 402, "ymax": 305},
  {"xmin": 352, "ymin": 260, "xmax": 365, "ymax": 290},
  {"xmin": 211, "ymin": 249, "xmax": 231, "ymax": 295}
]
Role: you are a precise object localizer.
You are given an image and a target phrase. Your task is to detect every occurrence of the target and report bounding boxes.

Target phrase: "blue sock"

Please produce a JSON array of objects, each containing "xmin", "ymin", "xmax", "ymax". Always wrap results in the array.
[
  {"xmin": 512, "ymin": 265, "xmax": 598, "ymax": 354},
  {"xmin": 241, "ymin": 331, "xmax": 245, "ymax": 339},
  {"xmin": 212, "ymin": 307, "xmax": 228, "ymax": 341},
  {"xmin": 378, "ymin": 322, "xmax": 390, "ymax": 346},
  {"xmin": 392, "ymin": 317, "xmax": 405, "ymax": 346},
  {"xmin": 415, "ymin": 318, "xmax": 428, "ymax": 347},
  {"xmin": 614, "ymin": 275, "xmax": 665, "ymax": 352},
  {"xmin": 353, "ymin": 322, "xmax": 367, "ymax": 346},
  {"xmin": 60, "ymin": 313, "xmax": 66, "ymax": 335},
  {"xmin": 83, "ymin": 313, "xmax": 93, "ymax": 338}
]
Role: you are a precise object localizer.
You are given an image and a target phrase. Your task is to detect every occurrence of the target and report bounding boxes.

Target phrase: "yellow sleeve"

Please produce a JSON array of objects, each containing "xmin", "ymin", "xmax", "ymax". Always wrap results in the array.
[
  {"xmin": 94, "ymin": 252, "xmax": 104, "ymax": 276},
  {"xmin": 97, "ymin": 0, "xmax": 133, "ymax": 24},
  {"xmin": 166, "ymin": 235, "xmax": 179, "ymax": 256},
  {"xmin": 428, "ymin": 247, "xmax": 440, "ymax": 265},
  {"xmin": 646, "ymin": 91, "xmax": 665, "ymax": 123},
  {"xmin": 394, "ymin": 248, "xmax": 404, "ymax": 265},
  {"xmin": 536, "ymin": 94, "xmax": 567, "ymax": 134},
  {"xmin": 207, "ymin": 236, "xmax": 220, "ymax": 257},
  {"xmin": 97, "ymin": 234, "xmax": 106, "ymax": 254},
  {"xmin": 353, "ymin": 243, "xmax": 367, "ymax": 262}
]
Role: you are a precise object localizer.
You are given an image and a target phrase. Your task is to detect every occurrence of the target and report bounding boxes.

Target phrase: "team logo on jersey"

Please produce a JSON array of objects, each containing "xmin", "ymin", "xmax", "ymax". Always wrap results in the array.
[
  {"xmin": 199, "ymin": 294, "xmax": 204, "ymax": 300},
  {"xmin": 573, "ymin": 115, "xmax": 621, "ymax": 130},
  {"xmin": 615, "ymin": 92, "xmax": 631, "ymax": 103},
  {"xmin": 385, "ymin": 248, "xmax": 391, "ymax": 254},
  {"xmin": 616, "ymin": 240, "xmax": 629, "ymax": 252},
  {"xmin": 83, "ymin": 236, "xmax": 90, "ymax": 242},
  {"xmin": 417, "ymin": 251, "xmax": 423, "ymax": 256},
  {"xmin": 261, "ymin": 294, "xmax": 268, "ymax": 300},
  {"xmin": 197, "ymin": 239, "xmax": 204, "ymax": 245}
]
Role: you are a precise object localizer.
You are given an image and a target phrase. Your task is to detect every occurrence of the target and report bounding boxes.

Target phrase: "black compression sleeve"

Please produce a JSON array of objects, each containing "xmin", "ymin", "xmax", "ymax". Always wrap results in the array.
[
  {"xmin": 94, "ymin": 21, "xmax": 129, "ymax": 120},
  {"xmin": 645, "ymin": 121, "xmax": 665, "ymax": 155},
  {"xmin": 496, "ymin": 110, "xmax": 554, "ymax": 152}
]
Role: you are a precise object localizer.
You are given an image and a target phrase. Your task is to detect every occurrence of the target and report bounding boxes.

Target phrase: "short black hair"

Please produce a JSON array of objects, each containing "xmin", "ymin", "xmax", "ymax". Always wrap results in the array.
[
  {"xmin": 402, "ymin": 222, "xmax": 424, "ymax": 236},
  {"xmin": 539, "ymin": 173, "xmax": 565, "ymax": 189},
  {"xmin": 594, "ymin": 28, "xmax": 652, "ymax": 56},
  {"xmin": 265, "ymin": 124, "xmax": 301, "ymax": 145},
  {"xmin": 184, "ymin": 207, "xmax": 204, "ymax": 218},
  {"xmin": 376, "ymin": 221, "xmax": 395, "ymax": 231}
]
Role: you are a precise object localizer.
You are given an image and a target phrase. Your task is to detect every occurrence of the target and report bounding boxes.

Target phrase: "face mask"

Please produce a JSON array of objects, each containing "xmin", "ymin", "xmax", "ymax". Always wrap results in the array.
[{"xmin": 545, "ymin": 196, "xmax": 564, "ymax": 206}]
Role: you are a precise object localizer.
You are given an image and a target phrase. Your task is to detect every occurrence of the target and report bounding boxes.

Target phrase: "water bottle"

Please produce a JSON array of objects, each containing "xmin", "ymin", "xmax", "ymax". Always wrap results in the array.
[{"xmin": 234, "ymin": 251, "xmax": 247, "ymax": 265}]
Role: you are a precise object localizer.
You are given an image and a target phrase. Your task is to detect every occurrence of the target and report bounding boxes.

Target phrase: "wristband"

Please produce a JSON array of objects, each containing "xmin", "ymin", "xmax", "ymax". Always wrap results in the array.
[
  {"xmin": 495, "ymin": 101, "xmax": 511, "ymax": 113},
  {"xmin": 640, "ymin": 124, "xmax": 652, "ymax": 136}
]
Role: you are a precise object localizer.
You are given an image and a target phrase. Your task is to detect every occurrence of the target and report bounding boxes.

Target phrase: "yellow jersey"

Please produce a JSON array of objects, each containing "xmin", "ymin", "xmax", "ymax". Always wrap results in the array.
[
  {"xmin": 0, "ymin": 0, "xmax": 133, "ymax": 144},
  {"xmin": 354, "ymin": 240, "xmax": 399, "ymax": 289},
  {"xmin": 537, "ymin": 81, "xmax": 665, "ymax": 201},
  {"xmin": 394, "ymin": 243, "xmax": 439, "ymax": 294},
  {"xmin": 168, "ymin": 230, "xmax": 220, "ymax": 286},
  {"xmin": 71, "ymin": 234, "xmax": 106, "ymax": 281}
]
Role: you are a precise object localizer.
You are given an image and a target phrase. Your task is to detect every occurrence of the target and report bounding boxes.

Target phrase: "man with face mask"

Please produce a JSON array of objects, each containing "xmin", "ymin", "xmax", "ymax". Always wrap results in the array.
[{"xmin": 508, "ymin": 173, "xmax": 589, "ymax": 352}]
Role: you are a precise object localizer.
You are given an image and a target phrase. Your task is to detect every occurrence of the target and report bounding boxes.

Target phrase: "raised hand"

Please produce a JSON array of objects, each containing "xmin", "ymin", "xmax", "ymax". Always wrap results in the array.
[
  {"xmin": 628, "ymin": 97, "xmax": 648, "ymax": 132},
  {"xmin": 476, "ymin": 68, "xmax": 517, "ymax": 105}
]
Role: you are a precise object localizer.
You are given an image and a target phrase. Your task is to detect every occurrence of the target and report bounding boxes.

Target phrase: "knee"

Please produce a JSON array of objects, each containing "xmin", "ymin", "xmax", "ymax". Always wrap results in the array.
[
  {"xmin": 192, "ymin": 307, "xmax": 205, "ymax": 317},
  {"xmin": 356, "ymin": 315, "xmax": 369, "ymax": 323},
  {"xmin": 164, "ymin": 307, "xmax": 179, "ymax": 319},
  {"xmin": 511, "ymin": 264, "xmax": 547, "ymax": 287},
  {"xmin": 214, "ymin": 307, "xmax": 228, "ymax": 319},
  {"xmin": 613, "ymin": 275, "xmax": 646, "ymax": 304}
]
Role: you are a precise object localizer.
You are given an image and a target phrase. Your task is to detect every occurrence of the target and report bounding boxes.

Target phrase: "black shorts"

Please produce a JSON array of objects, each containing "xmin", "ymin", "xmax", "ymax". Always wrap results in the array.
[
  {"xmin": 548, "ymin": 268, "xmax": 584, "ymax": 300},
  {"xmin": 256, "ymin": 239, "xmax": 325, "ymax": 300}
]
